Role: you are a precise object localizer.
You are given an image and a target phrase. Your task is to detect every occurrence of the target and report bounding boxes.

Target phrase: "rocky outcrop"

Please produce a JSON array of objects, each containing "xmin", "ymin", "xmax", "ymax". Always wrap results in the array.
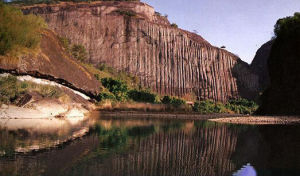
[
  {"xmin": 250, "ymin": 40, "xmax": 273, "ymax": 91},
  {"xmin": 0, "ymin": 29, "xmax": 100, "ymax": 98},
  {"xmin": 22, "ymin": 1, "xmax": 259, "ymax": 102}
]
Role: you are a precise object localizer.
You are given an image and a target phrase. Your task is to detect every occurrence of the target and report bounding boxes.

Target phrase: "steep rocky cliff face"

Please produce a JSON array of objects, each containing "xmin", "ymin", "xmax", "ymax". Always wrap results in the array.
[
  {"xmin": 22, "ymin": 1, "xmax": 259, "ymax": 102},
  {"xmin": 0, "ymin": 30, "xmax": 100, "ymax": 98},
  {"xmin": 250, "ymin": 40, "xmax": 273, "ymax": 91}
]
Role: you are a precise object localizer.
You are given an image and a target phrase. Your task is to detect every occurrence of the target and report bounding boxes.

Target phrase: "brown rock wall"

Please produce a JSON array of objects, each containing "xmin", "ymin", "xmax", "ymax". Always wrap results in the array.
[{"xmin": 23, "ymin": 2, "xmax": 259, "ymax": 102}]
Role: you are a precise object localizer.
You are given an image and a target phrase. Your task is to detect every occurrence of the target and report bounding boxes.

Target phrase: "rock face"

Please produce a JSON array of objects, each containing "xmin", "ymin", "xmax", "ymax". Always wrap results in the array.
[
  {"xmin": 250, "ymin": 40, "xmax": 273, "ymax": 91},
  {"xmin": 23, "ymin": 1, "xmax": 259, "ymax": 102},
  {"xmin": 0, "ymin": 30, "xmax": 100, "ymax": 98}
]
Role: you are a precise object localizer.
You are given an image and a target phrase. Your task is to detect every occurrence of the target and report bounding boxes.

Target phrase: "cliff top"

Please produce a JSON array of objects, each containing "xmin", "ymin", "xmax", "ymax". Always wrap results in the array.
[
  {"xmin": 20, "ymin": 1, "xmax": 239, "ymax": 60},
  {"xmin": 20, "ymin": 1, "xmax": 155, "ymax": 19}
]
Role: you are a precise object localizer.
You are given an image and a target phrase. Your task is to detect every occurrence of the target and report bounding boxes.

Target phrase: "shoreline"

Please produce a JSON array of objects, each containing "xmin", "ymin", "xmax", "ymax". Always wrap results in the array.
[
  {"xmin": 96, "ymin": 111, "xmax": 245, "ymax": 120},
  {"xmin": 97, "ymin": 111, "xmax": 300, "ymax": 125},
  {"xmin": 209, "ymin": 116, "xmax": 300, "ymax": 125}
]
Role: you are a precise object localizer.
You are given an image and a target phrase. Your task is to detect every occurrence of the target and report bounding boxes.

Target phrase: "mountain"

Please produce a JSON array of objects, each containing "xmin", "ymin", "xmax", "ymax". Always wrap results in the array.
[{"xmin": 22, "ymin": 1, "xmax": 260, "ymax": 102}]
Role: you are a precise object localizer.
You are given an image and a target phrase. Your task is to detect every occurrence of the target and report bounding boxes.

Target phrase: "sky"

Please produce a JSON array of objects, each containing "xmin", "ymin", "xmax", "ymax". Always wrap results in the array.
[{"xmin": 143, "ymin": 0, "xmax": 300, "ymax": 63}]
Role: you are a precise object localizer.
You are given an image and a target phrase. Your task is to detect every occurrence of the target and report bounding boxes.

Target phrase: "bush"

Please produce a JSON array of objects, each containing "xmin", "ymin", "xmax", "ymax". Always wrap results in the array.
[
  {"xmin": 155, "ymin": 11, "xmax": 161, "ymax": 16},
  {"xmin": 97, "ymin": 92, "xmax": 116, "ymax": 101},
  {"xmin": 0, "ymin": 75, "xmax": 65, "ymax": 105},
  {"xmin": 170, "ymin": 98, "xmax": 185, "ymax": 108},
  {"xmin": 193, "ymin": 99, "xmax": 258, "ymax": 114},
  {"xmin": 71, "ymin": 44, "xmax": 87, "ymax": 62},
  {"xmin": 101, "ymin": 78, "xmax": 128, "ymax": 101},
  {"xmin": 193, "ymin": 100, "xmax": 217, "ymax": 114},
  {"xmin": 39, "ymin": 85, "xmax": 63, "ymax": 98},
  {"xmin": 0, "ymin": 3, "xmax": 46, "ymax": 55},
  {"xmin": 94, "ymin": 74, "xmax": 100, "ymax": 81},
  {"xmin": 58, "ymin": 36, "xmax": 71, "ymax": 51},
  {"xmin": 58, "ymin": 36, "xmax": 88, "ymax": 62},
  {"xmin": 226, "ymin": 98, "xmax": 258, "ymax": 115},
  {"xmin": 161, "ymin": 95, "xmax": 186, "ymax": 108},
  {"xmin": 128, "ymin": 89, "xmax": 157, "ymax": 103},
  {"xmin": 170, "ymin": 23, "xmax": 178, "ymax": 28},
  {"xmin": 0, "ymin": 75, "xmax": 20, "ymax": 104},
  {"xmin": 161, "ymin": 96, "xmax": 171, "ymax": 104}
]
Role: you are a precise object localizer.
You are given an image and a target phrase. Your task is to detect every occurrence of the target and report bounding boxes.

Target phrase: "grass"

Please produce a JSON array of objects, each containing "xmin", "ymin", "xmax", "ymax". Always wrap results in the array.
[{"xmin": 0, "ymin": 75, "xmax": 66, "ymax": 105}]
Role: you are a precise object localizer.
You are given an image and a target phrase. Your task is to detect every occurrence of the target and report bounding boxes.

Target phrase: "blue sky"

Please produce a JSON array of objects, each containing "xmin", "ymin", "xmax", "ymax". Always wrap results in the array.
[{"xmin": 143, "ymin": 0, "xmax": 300, "ymax": 63}]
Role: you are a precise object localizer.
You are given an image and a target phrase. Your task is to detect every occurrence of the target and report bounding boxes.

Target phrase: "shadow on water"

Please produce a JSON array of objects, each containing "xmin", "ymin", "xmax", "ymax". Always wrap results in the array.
[{"xmin": 0, "ymin": 115, "xmax": 300, "ymax": 176}]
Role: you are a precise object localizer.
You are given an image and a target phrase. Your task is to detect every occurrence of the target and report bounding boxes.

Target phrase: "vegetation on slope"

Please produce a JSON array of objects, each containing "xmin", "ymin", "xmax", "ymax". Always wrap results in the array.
[
  {"xmin": 0, "ymin": 2, "xmax": 46, "ymax": 56},
  {"xmin": 257, "ymin": 12, "xmax": 300, "ymax": 115},
  {"xmin": 98, "ymin": 76, "xmax": 257, "ymax": 114},
  {"xmin": 0, "ymin": 75, "xmax": 66, "ymax": 105}
]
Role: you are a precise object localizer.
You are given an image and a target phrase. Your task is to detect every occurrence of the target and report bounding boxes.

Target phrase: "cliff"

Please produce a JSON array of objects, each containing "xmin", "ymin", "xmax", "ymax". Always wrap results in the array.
[
  {"xmin": 0, "ymin": 29, "xmax": 100, "ymax": 98},
  {"xmin": 250, "ymin": 40, "xmax": 273, "ymax": 91},
  {"xmin": 22, "ymin": 1, "xmax": 259, "ymax": 102}
]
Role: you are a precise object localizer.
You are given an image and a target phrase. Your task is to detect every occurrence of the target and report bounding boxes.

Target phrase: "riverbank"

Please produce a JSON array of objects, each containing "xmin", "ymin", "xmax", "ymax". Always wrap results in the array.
[
  {"xmin": 0, "ymin": 101, "xmax": 89, "ymax": 119},
  {"xmin": 209, "ymin": 116, "xmax": 300, "ymax": 125},
  {"xmin": 96, "ymin": 111, "xmax": 245, "ymax": 120},
  {"xmin": 96, "ymin": 111, "xmax": 300, "ymax": 125}
]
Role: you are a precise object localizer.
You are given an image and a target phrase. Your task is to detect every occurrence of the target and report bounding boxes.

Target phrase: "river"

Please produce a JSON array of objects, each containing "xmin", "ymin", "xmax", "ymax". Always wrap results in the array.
[{"xmin": 0, "ymin": 113, "xmax": 299, "ymax": 176}]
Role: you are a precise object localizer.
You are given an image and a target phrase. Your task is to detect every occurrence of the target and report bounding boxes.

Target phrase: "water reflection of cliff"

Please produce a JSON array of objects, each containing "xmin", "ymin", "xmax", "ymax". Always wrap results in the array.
[
  {"xmin": 0, "ymin": 120, "xmax": 240, "ymax": 176},
  {"xmin": 2, "ymin": 118, "xmax": 300, "ymax": 176},
  {"xmin": 60, "ymin": 120, "xmax": 239, "ymax": 176}
]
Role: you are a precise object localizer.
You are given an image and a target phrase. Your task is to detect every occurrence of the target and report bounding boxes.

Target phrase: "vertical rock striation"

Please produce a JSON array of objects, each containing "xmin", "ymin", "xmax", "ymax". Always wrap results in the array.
[{"xmin": 23, "ymin": 1, "xmax": 259, "ymax": 102}]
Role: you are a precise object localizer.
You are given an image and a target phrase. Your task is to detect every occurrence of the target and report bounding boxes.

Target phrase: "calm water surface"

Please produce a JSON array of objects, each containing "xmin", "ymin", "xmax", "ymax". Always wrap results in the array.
[{"xmin": 0, "ymin": 114, "xmax": 299, "ymax": 176}]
